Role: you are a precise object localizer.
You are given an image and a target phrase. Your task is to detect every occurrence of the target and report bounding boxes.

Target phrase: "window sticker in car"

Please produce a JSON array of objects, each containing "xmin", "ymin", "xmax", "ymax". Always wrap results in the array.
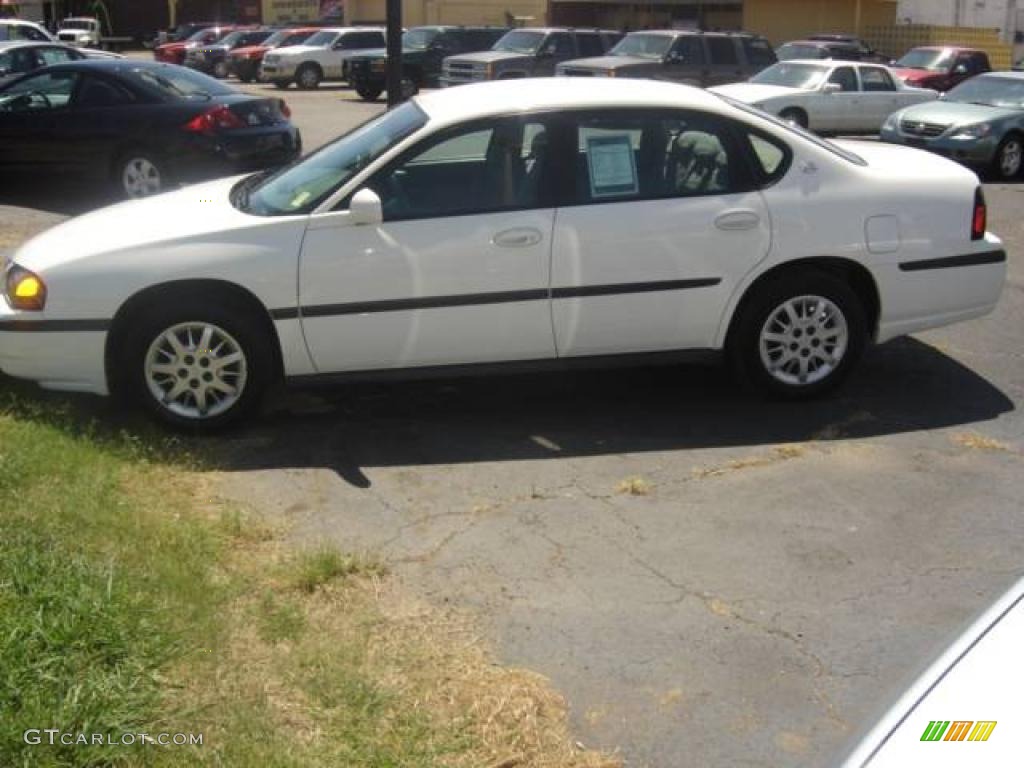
[{"xmin": 586, "ymin": 134, "xmax": 638, "ymax": 198}]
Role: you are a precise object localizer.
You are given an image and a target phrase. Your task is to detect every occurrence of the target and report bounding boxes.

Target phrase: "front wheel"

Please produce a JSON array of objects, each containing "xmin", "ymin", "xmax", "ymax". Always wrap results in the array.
[
  {"xmin": 728, "ymin": 272, "xmax": 866, "ymax": 399},
  {"xmin": 992, "ymin": 134, "xmax": 1023, "ymax": 180},
  {"xmin": 122, "ymin": 302, "xmax": 272, "ymax": 431},
  {"xmin": 212, "ymin": 60, "xmax": 229, "ymax": 79},
  {"xmin": 778, "ymin": 108, "xmax": 808, "ymax": 129},
  {"xmin": 295, "ymin": 63, "xmax": 321, "ymax": 90},
  {"xmin": 355, "ymin": 83, "xmax": 383, "ymax": 101}
]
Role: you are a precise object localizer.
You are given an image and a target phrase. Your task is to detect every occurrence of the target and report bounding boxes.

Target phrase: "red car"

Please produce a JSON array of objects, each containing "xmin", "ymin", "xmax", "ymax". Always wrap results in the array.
[
  {"xmin": 154, "ymin": 25, "xmax": 237, "ymax": 66},
  {"xmin": 228, "ymin": 26, "xmax": 318, "ymax": 83},
  {"xmin": 891, "ymin": 46, "xmax": 991, "ymax": 91}
]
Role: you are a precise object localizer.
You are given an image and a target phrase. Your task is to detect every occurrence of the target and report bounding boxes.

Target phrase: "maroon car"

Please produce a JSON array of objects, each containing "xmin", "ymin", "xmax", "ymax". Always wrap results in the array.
[{"xmin": 892, "ymin": 46, "xmax": 991, "ymax": 91}]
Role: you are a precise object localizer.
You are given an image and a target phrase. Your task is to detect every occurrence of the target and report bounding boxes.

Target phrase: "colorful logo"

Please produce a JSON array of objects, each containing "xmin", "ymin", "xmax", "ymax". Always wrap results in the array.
[{"xmin": 920, "ymin": 721, "xmax": 997, "ymax": 742}]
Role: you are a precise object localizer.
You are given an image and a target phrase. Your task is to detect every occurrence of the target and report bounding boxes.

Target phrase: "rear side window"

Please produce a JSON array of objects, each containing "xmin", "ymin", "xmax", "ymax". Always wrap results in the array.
[
  {"xmin": 742, "ymin": 38, "xmax": 776, "ymax": 67},
  {"xmin": 38, "ymin": 46, "xmax": 82, "ymax": 65},
  {"xmin": 18, "ymin": 24, "xmax": 50, "ymax": 41},
  {"xmin": 745, "ymin": 132, "xmax": 790, "ymax": 182},
  {"xmin": 569, "ymin": 110, "xmax": 751, "ymax": 205},
  {"xmin": 340, "ymin": 31, "xmax": 384, "ymax": 49},
  {"xmin": 707, "ymin": 37, "xmax": 738, "ymax": 66},
  {"xmin": 0, "ymin": 47, "xmax": 37, "ymax": 74},
  {"xmin": 859, "ymin": 67, "xmax": 895, "ymax": 91},
  {"xmin": 576, "ymin": 32, "xmax": 604, "ymax": 57}
]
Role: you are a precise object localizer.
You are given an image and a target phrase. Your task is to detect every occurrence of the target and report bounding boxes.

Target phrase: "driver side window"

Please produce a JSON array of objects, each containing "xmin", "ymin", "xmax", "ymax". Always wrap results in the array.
[
  {"xmin": 0, "ymin": 71, "xmax": 79, "ymax": 111},
  {"xmin": 364, "ymin": 118, "xmax": 551, "ymax": 221},
  {"xmin": 827, "ymin": 66, "xmax": 858, "ymax": 92}
]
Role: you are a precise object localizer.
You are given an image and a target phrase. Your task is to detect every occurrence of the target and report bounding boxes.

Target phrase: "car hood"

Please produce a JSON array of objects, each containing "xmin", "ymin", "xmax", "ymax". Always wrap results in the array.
[
  {"xmin": 892, "ymin": 67, "xmax": 942, "ymax": 82},
  {"xmin": 710, "ymin": 83, "xmax": 803, "ymax": 102},
  {"xmin": 560, "ymin": 55, "xmax": 652, "ymax": 70},
  {"xmin": 449, "ymin": 50, "xmax": 529, "ymax": 64},
  {"xmin": 231, "ymin": 44, "xmax": 270, "ymax": 57},
  {"xmin": 13, "ymin": 177, "xmax": 268, "ymax": 273},
  {"xmin": 270, "ymin": 44, "xmax": 326, "ymax": 57},
  {"xmin": 895, "ymin": 100, "xmax": 1021, "ymax": 126}
]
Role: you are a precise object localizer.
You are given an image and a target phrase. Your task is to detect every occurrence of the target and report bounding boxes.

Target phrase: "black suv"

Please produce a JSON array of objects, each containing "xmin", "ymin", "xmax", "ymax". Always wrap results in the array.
[
  {"xmin": 440, "ymin": 27, "xmax": 622, "ymax": 87},
  {"xmin": 556, "ymin": 30, "xmax": 776, "ymax": 87},
  {"xmin": 184, "ymin": 27, "xmax": 274, "ymax": 79},
  {"xmin": 347, "ymin": 25, "xmax": 508, "ymax": 101}
]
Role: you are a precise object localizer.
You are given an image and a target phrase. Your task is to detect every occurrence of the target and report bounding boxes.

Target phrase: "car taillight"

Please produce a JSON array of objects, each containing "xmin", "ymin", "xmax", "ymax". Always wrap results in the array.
[
  {"xmin": 972, "ymin": 187, "xmax": 986, "ymax": 241},
  {"xmin": 182, "ymin": 105, "xmax": 245, "ymax": 135},
  {"xmin": 278, "ymin": 99, "xmax": 291, "ymax": 118}
]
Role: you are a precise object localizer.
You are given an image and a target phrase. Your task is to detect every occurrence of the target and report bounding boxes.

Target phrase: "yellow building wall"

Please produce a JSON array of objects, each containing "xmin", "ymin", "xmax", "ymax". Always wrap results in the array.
[
  {"xmin": 743, "ymin": 0, "xmax": 896, "ymax": 45},
  {"xmin": 863, "ymin": 24, "xmax": 1014, "ymax": 68},
  {"xmin": 345, "ymin": 0, "xmax": 547, "ymax": 26}
]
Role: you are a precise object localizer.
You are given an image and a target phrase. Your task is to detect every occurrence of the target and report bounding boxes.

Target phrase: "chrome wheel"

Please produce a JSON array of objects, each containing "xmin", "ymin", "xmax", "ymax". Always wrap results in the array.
[
  {"xmin": 121, "ymin": 157, "xmax": 162, "ymax": 198},
  {"xmin": 144, "ymin": 322, "xmax": 248, "ymax": 420},
  {"xmin": 297, "ymin": 67, "xmax": 319, "ymax": 88},
  {"xmin": 999, "ymin": 138, "xmax": 1022, "ymax": 178},
  {"xmin": 213, "ymin": 60, "xmax": 228, "ymax": 78},
  {"xmin": 758, "ymin": 295, "xmax": 848, "ymax": 387}
]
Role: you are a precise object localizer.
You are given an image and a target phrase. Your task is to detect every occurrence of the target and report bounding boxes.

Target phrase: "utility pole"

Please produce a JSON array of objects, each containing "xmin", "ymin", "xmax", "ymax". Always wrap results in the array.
[{"xmin": 385, "ymin": 0, "xmax": 403, "ymax": 107}]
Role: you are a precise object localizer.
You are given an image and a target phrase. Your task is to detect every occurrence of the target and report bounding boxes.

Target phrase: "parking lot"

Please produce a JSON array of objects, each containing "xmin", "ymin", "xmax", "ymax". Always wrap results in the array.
[{"xmin": 3, "ymin": 73, "xmax": 1023, "ymax": 767}]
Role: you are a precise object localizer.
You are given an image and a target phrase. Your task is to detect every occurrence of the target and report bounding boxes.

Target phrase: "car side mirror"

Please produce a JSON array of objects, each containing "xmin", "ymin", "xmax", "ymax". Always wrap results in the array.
[
  {"xmin": 349, "ymin": 188, "xmax": 382, "ymax": 225},
  {"xmin": 953, "ymin": 64, "xmax": 968, "ymax": 75},
  {"xmin": 822, "ymin": 82, "xmax": 842, "ymax": 94},
  {"xmin": 0, "ymin": 66, "xmax": 8, "ymax": 77}
]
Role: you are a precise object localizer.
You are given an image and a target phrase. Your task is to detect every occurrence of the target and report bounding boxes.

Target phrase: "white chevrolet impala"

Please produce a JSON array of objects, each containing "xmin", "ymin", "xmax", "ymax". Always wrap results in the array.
[
  {"xmin": 0, "ymin": 79, "xmax": 1007, "ymax": 429},
  {"xmin": 712, "ymin": 60, "xmax": 938, "ymax": 134}
]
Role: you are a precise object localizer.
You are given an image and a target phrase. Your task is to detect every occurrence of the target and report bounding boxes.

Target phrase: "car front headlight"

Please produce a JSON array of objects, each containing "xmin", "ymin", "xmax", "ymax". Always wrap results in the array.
[
  {"xmin": 4, "ymin": 264, "xmax": 47, "ymax": 311},
  {"xmin": 951, "ymin": 123, "xmax": 992, "ymax": 140}
]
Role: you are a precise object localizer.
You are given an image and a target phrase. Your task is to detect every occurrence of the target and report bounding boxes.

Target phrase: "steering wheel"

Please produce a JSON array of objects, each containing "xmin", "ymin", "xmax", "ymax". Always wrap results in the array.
[
  {"xmin": 382, "ymin": 169, "xmax": 412, "ymax": 217},
  {"xmin": 26, "ymin": 90, "xmax": 52, "ymax": 110}
]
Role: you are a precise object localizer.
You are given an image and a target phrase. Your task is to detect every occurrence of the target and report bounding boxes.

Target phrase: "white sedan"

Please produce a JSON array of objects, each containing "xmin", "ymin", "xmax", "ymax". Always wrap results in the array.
[
  {"xmin": 712, "ymin": 60, "xmax": 938, "ymax": 133},
  {"xmin": 0, "ymin": 78, "xmax": 1006, "ymax": 429}
]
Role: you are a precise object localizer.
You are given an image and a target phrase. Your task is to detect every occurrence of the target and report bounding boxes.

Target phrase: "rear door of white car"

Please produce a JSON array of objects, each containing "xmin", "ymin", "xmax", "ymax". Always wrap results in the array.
[
  {"xmin": 549, "ymin": 108, "xmax": 773, "ymax": 357},
  {"xmin": 298, "ymin": 114, "xmax": 558, "ymax": 372},
  {"xmin": 855, "ymin": 66, "xmax": 904, "ymax": 130}
]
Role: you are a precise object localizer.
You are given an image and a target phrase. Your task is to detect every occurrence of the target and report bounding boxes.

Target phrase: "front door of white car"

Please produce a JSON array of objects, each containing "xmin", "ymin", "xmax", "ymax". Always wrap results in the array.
[
  {"xmin": 855, "ymin": 66, "xmax": 905, "ymax": 129},
  {"xmin": 298, "ymin": 116, "xmax": 558, "ymax": 373},
  {"xmin": 815, "ymin": 65, "xmax": 860, "ymax": 132},
  {"xmin": 550, "ymin": 110, "xmax": 773, "ymax": 357}
]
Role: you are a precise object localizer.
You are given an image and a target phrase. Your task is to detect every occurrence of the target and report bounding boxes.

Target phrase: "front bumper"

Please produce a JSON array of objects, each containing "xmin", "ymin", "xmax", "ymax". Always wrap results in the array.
[
  {"xmin": 880, "ymin": 128, "xmax": 999, "ymax": 169},
  {"xmin": 0, "ymin": 305, "xmax": 110, "ymax": 395},
  {"xmin": 260, "ymin": 60, "xmax": 298, "ymax": 80}
]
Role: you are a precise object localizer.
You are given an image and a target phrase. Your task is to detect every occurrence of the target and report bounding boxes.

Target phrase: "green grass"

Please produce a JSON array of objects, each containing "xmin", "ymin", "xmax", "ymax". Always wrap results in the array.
[{"xmin": 0, "ymin": 385, "xmax": 614, "ymax": 768}]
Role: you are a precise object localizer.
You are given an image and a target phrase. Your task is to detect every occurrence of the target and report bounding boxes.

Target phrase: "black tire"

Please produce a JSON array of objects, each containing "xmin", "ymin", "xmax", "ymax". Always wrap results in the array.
[
  {"xmin": 400, "ymin": 76, "xmax": 418, "ymax": 98},
  {"xmin": 295, "ymin": 63, "xmax": 322, "ymax": 90},
  {"xmin": 728, "ymin": 271, "xmax": 867, "ymax": 399},
  {"xmin": 212, "ymin": 60, "xmax": 229, "ymax": 79},
  {"xmin": 991, "ymin": 133, "xmax": 1023, "ymax": 180},
  {"xmin": 272, "ymin": 79, "xmax": 290, "ymax": 89},
  {"xmin": 779, "ymin": 108, "xmax": 808, "ymax": 129},
  {"xmin": 355, "ymin": 83, "xmax": 382, "ymax": 101},
  {"xmin": 113, "ymin": 149, "xmax": 169, "ymax": 199},
  {"xmin": 238, "ymin": 73, "xmax": 254, "ymax": 84},
  {"xmin": 119, "ymin": 297, "xmax": 273, "ymax": 432}
]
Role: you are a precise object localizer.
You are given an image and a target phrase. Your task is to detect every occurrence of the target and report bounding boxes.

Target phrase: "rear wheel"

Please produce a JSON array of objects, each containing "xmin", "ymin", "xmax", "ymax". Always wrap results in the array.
[
  {"xmin": 992, "ymin": 134, "xmax": 1023, "ymax": 180},
  {"xmin": 212, "ymin": 59, "xmax": 229, "ymax": 79},
  {"xmin": 121, "ymin": 300, "xmax": 271, "ymax": 431},
  {"xmin": 295, "ymin": 63, "xmax": 321, "ymax": 90},
  {"xmin": 728, "ymin": 271, "xmax": 866, "ymax": 399},
  {"xmin": 779, "ymin": 107, "xmax": 808, "ymax": 129},
  {"xmin": 355, "ymin": 83, "xmax": 382, "ymax": 101},
  {"xmin": 115, "ymin": 150, "xmax": 167, "ymax": 199}
]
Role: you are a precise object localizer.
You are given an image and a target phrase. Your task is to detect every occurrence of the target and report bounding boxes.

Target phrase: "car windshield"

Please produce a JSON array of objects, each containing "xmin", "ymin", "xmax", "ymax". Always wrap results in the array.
[
  {"xmin": 751, "ymin": 61, "xmax": 828, "ymax": 88},
  {"xmin": 260, "ymin": 30, "xmax": 289, "ymax": 46},
  {"xmin": 896, "ymin": 49, "xmax": 954, "ymax": 71},
  {"xmin": 946, "ymin": 76, "xmax": 1024, "ymax": 109},
  {"xmin": 305, "ymin": 30, "xmax": 339, "ymax": 47},
  {"xmin": 609, "ymin": 33, "xmax": 673, "ymax": 59},
  {"xmin": 776, "ymin": 43, "xmax": 824, "ymax": 60},
  {"xmin": 186, "ymin": 28, "xmax": 216, "ymax": 42},
  {"xmin": 403, "ymin": 28, "xmax": 439, "ymax": 49},
  {"xmin": 238, "ymin": 100, "xmax": 428, "ymax": 216},
  {"xmin": 61, "ymin": 20, "xmax": 93, "ymax": 30},
  {"xmin": 128, "ymin": 65, "xmax": 234, "ymax": 100},
  {"xmin": 217, "ymin": 31, "xmax": 247, "ymax": 47},
  {"xmin": 493, "ymin": 30, "xmax": 545, "ymax": 53}
]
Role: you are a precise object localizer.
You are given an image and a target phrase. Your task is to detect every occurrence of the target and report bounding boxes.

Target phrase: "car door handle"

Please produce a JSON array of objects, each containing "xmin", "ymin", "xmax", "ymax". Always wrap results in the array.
[
  {"xmin": 492, "ymin": 227, "xmax": 543, "ymax": 248},
  {"xmin": 714, "ymin": 210, "xmax": 761, "ymax": 231}
]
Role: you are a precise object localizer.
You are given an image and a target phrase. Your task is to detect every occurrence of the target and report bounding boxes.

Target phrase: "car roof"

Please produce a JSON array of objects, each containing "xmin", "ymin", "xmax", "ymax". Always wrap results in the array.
[
  {"xmin": 974, "ymin": 70, "xmax": 1024, "ymax": 80},
  {"xmin": 782, "ymin": 39, "xmax": 856, "ymax": 48},
  {"xmin": 0, "ymin": 40, "xmax": 78, "ymax": 50},
  {"xmin": 414, "ymin": 76, "xmax": 729, "ymax": 125}
]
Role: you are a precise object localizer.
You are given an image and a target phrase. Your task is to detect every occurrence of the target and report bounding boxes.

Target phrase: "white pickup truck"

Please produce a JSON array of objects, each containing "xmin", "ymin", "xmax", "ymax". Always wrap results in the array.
[{"xmin": 56, "ymin": 17, "xmax": 132, "ymax": 51}]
